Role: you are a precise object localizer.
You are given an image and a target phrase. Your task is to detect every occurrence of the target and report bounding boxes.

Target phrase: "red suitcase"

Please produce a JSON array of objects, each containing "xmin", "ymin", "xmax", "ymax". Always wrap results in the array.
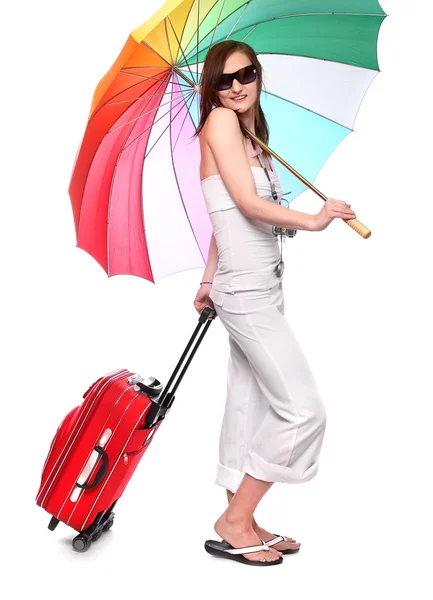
[{"xmin": 36, "ymin": 306, "xmax": 215, "ymax": 552}]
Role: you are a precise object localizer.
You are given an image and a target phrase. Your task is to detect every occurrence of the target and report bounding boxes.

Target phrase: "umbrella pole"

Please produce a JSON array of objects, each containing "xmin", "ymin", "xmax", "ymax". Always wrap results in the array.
[
  {"xmin": 172, "ymin": 67, "xmax": 371, "ymax": 239},
  {"xmin": 244, "ymin": 129, "xmax": 371, "ymax": 239}
]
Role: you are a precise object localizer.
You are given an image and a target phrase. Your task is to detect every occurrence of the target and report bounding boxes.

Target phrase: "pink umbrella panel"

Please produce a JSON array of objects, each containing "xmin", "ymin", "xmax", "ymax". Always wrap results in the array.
[{"xmin": 71, "ymin": 69, "xmax": 210, "ymax": 282}]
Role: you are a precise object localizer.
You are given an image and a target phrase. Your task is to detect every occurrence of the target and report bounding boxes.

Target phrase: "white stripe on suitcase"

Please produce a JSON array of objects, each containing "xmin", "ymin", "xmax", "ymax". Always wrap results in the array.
[
  {"xmin": 80, "ymin": 402, "xmax": 152, "ymax": 530},
  {"xmin": 58, "ymin": 385, "xmax": 138, "ymax": 522},
  {"xmin": 37, "ymin": 370, "xmax": 127, "ymax": 507},
  {"xmin": 64, "ymin": 391, "xmax": 140, "ymax": 524}
]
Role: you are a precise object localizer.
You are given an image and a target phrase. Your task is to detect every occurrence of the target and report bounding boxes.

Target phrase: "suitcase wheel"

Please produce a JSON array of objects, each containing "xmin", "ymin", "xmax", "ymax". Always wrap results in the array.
[{"xmin": 72, "ymin": 534, "xmax": 90, "ymax": 553}]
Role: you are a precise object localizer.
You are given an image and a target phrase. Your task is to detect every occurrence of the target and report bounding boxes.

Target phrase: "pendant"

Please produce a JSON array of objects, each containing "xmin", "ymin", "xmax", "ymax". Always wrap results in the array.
[{"xmin": 275, "ymin": 260, "xmax": 285, "ymax": 277}]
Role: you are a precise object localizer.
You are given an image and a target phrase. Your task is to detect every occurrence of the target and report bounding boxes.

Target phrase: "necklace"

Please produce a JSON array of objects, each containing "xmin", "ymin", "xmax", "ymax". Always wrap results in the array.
[{"xmin": 256, "ymin": 153, "xmax": 285, "ymax": 278}]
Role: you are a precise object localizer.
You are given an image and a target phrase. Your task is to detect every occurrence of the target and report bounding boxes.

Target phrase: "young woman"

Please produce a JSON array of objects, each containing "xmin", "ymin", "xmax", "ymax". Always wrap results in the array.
[{"xmin": 193, "ymin": 40, "xmax": 356, "ymax": 567}]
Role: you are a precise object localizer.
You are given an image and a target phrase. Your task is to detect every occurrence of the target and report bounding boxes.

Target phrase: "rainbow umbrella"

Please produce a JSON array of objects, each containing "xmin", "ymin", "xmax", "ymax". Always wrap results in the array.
[{"xmin": 69, "ymin": 0, "xmax": 387, "ymax": 281}]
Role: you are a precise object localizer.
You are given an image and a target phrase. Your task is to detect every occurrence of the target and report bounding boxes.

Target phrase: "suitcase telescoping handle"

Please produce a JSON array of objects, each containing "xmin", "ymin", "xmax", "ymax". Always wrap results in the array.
[{"xmin": 145, "ymin": 306, "xmax": 216, "ymax": 427}]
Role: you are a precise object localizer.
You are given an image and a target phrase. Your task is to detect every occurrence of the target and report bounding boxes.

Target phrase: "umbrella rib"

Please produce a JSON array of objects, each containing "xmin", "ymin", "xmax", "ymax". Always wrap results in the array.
[
  {"xmin": 122, "ymin": 87, "xmax": 194, "ymax": 155},
  {"xmin": 142, "ymin": 89, "xmax": 195, "ymax": 159},
  {"xmin": 240, "ymin": 23, "xmax": 258, "ymax": 42},
  {"xmin": 256, "ymin": 50, "xmax": 380, "ymax": 72},
  {"xmin": 261, "ymin": 85, "xmax": 355, "ymax": 131},
  {"xmin": 172, "ymin": 81, "xmax": 197, "ymax": 153},
  {"xmin": 105, "ymin": 76, "xmax": 170, "ymax": 277},
  {"xmin": 208, "ymin": 0, "xmax": 227, "ymax": 54},
  {"xmin": 196, "ymin": 0, "xmax": 200, "ymax": 83},
  {"xmin": 180, "ymin": 0, "xmax": 216, "ymax": 62},
  {"xmin": 224, "ymin": 1, "xmax": 250, "ymax": 41},
  {"xmin": 164, "ymin": 17, "xmax": 176, "ymax": 67},
  {"xmin": 77, "ymin": 75, "xmax": 170, "ymax": 238},
  {"xmin": 140, "ymin": 39, "xmax": 196, "ymax": 90},
  {"xmin": 169, "ymin": 85, "xmax": 205, "ymax": 263},
  {"xmin": 166, "ymin": 14, "xmax": 195, "ymax": 82},
  {"xmin": 140, "ymin": 39, "xmax": 180, "ymax": 75},
  {"xmin": 186, "ymin": 10, "xmax": 384, "ymax": 63},
  {"xmin": 107, "ymin": 90, "xmax": 187, "ymax": 106},
  {"xmin": 120, "ymin": 69, "xmax": 192, "ymax": 88},
  {"xmin": 90, "ymin": 68, "xmax": 172, "ymax": 120},
  {"xmin": 178, "ymin": 0, "xmax": 200, "ymax": 61},
  {"xmin": 110, "ymin": 92, "xmax": 187, "ymax": 133}
]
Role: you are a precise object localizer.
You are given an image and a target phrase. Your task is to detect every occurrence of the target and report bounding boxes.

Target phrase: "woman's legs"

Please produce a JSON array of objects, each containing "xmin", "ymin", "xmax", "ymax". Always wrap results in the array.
[
  {"xmin": 210, "ymin": 284, "xmax": 327, "ymax": 558},
  {"xmin": 218, "ymin": 335, "xmax": 301, "ymax": 552},
  {"xmin": 213, "ymin": 284, "xmax": 327, "ymax": 487},
  {"xmin": 214, "ymin": 473, "xmax": 281, "ymax": 562},
  {"xmin": 215, "ymin": 333, "xmax": 269, "ymax": 492},
  {"xmin": 226, "ymin": 489, "xmax": 301, "ymax": 552}
]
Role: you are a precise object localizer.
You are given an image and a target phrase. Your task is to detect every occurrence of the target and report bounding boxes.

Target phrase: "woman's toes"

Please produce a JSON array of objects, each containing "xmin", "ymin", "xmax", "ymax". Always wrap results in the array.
[{"xmin": 248, "ymin": 549, "xmax": 279, "ymax": 562}]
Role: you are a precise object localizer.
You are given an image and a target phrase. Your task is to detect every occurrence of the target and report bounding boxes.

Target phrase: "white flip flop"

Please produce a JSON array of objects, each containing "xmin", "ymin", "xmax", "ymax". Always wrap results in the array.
[
  {"xmin": 204, "ymin": 538, "xmax": 283, "ymax": 566},
  {"xmin": 265, "ymin": 534, "xmax": 301, "ymax": 554}
]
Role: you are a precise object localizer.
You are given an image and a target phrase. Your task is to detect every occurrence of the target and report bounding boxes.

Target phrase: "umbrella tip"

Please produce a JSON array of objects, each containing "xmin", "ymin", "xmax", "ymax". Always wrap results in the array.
[{"xmin": 194, "ymin": 84, "xmax": 201, "ymax": 94}]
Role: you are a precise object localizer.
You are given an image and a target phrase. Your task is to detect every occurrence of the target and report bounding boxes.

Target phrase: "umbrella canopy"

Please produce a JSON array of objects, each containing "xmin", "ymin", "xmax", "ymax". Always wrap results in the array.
[{"xmin": 69, "ymin": 0, "xmax": 386, "ymax": 281}]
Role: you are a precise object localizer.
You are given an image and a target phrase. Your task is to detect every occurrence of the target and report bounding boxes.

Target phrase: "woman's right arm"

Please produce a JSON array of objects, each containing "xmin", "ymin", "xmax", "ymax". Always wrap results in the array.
[{"xmin": 206, "ymin": 107, "xmax": 355, "ymax": 231}]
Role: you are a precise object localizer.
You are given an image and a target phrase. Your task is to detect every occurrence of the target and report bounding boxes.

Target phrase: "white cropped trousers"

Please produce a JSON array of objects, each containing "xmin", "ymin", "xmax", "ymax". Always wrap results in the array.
[{"xmin": 209, "ymin": 282, "xmax": 327, "ymax": 493}]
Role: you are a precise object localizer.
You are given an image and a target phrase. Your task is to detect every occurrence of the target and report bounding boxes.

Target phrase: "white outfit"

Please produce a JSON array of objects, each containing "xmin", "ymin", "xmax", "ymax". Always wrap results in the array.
[{"xmin": 200, "ymin": 154, "xmax": 327, "ymax": 493}]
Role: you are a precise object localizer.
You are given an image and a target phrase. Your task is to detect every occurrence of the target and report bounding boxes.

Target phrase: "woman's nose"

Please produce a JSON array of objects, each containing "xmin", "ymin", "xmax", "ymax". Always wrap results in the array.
[{"xmin": 232, "ymin": 78, "xmax": 242, "ymax": 92}]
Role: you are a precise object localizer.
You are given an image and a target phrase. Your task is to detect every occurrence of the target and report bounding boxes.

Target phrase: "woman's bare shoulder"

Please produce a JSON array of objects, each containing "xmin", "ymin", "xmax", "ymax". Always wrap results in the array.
[
  {"xmin": 202, "ymin": 108, "xmax": 243, "ymax": 149},
  {"xmin": 206, "ymin": 106, "xmax": 239, "ymax": 130}
]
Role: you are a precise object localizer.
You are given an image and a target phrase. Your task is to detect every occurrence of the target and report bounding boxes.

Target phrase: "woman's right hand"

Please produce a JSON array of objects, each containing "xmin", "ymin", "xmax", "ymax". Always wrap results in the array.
[
  {"xmin": 193, "ymin": 284, "xmax": 216, "ymax": 317},
  {"xmin": 312, "ymin": 198, "xmax": 356, "ymax": 232}
]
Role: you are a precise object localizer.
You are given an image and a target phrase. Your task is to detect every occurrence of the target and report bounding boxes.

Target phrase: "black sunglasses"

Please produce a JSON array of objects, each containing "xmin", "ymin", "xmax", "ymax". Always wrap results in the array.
[{"xmin": 216, "ymin": 64, "xmax": 258, "ymax": 91}]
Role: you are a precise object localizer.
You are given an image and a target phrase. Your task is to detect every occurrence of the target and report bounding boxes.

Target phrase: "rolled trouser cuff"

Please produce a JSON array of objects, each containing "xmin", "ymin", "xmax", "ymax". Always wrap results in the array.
[
  {"xmin": 244, "ymin": 450, "xmax": 320, "ymax": 484},
  {"xmin": 215, "ymin": 461, "xmax": 244, "ymax": 493}
]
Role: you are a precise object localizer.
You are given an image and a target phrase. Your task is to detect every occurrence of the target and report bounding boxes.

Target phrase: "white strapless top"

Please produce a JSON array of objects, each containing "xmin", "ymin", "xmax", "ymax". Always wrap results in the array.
[
  {"xmin": 200, "ymin": 166, "xmax": 282, "ymax": 213},
  {"xmin": 200, "ymin": 166, "xmax": 284, "ymax": 294}
]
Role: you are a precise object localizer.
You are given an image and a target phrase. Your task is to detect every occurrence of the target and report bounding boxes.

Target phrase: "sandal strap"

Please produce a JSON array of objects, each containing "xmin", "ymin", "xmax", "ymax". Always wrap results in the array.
[
  {"xmin": 266, "ymin": 535, "xmax": 288, "ymax": 547},
  {"xmin": 224, "ymin": 540, "xmax": 270, "ymax": 555}
]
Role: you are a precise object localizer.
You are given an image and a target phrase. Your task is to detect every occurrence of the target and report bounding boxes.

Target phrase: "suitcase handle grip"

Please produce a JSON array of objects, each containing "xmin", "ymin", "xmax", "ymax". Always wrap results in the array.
[
  {"xmin": 76, "ymin": 446, "xmax": 108, "ymax": 490},
  {"xmin": 135, "ymin": 377, "xmax": 163, "ymax": 397},
  {"xmin": 199, "ymin": 305, "xmax": 217, "ymax": 323}
]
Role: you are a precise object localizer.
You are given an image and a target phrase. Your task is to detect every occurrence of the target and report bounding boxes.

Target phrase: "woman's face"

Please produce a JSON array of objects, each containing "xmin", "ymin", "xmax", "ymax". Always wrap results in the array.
[{"xmin": 215, "ymin": 51, "xmax": 259, "ymax": 114}]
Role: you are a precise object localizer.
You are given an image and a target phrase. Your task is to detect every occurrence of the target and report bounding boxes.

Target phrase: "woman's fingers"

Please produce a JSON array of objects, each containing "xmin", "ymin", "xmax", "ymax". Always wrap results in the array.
[
  {"xmin": 327, "ymin": 199, "xmax": 356, "ymax": 219},
  {"xmin": 332, "ymin": 209, "xmax": 356, "ymax": 218}
]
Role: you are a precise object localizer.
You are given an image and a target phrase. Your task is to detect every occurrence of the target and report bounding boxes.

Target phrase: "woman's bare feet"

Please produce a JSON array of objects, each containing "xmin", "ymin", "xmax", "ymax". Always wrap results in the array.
[
  {"xmin": 226, "ymin": 490, "xmax": 300, "ymax": 553},
  {"xmin": 214, "ymin": 512, "xmax": 282, "ymax": 563},
  {"xmin": 253, "ymin": 518, "xmax": 301, "ymax": 552}
]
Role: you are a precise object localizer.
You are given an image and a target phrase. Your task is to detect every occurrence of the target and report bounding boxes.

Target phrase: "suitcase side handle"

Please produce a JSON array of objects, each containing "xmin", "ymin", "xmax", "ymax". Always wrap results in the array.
[
  {"xmin": 134, "ymin": 376, "xmax": 163, "ymax": 397},
  {"xmin": 76, "ymin": 446, "xmax": 108, "ymax": 490}
]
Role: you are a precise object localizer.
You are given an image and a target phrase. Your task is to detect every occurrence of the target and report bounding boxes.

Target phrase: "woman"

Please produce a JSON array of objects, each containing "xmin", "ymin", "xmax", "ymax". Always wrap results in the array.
[{"xmin": 193, "ymin": 40, "xmax": 356, "ymax": 567}]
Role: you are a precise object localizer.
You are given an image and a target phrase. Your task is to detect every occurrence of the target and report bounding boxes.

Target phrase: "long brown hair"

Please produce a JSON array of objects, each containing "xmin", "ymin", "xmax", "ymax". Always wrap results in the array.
[{"xmin": 193, "ymin": 40, "xmax": 269, "ymax": 155}]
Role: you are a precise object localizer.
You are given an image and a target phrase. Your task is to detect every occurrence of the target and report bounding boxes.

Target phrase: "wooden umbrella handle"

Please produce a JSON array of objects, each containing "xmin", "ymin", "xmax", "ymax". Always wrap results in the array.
[{"xmin": 343, "ymin": 217, "xmax": 371, "ymax": 239}]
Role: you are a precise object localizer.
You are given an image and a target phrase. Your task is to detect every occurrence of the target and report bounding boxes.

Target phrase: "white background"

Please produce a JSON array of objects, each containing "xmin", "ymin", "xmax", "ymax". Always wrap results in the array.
[{"xmin": 1, "ymin": 0, "xmax": 432, "ymax": 597}]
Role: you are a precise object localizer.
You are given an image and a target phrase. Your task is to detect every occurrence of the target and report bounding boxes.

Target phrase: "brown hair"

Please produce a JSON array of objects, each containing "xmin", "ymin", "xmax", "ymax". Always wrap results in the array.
[{"xmin": 193, "ymin": 40, "xmax": 270, "ymax": 156}]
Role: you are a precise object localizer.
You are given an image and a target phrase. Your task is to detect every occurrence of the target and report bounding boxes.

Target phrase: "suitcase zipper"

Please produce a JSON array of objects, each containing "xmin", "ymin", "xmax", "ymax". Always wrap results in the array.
[
  {"xmin": 123, "ymin": 427, "xmax": 158, "ymax": 465},
  {"xmin": 123, "ymin": 446, "xmax": 146, "ymax": 463}
]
